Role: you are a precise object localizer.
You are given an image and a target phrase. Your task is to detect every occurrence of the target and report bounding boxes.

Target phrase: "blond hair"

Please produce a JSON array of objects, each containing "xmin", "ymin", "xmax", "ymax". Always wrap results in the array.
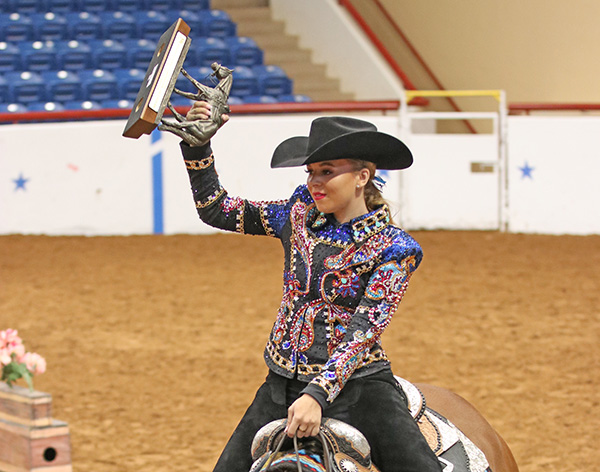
[{"xmin": 351, "ymin": 159, "xmax": 389, "ymax": 214}]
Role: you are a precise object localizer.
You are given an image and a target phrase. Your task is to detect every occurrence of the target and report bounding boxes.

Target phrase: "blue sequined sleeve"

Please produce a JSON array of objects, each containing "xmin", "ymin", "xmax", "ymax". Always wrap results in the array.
[
  {"xmin": 302, "ymin": 238, "xmax": 423, "ymax": 406},
  {"xmin": 181, "ymin": 142, "xmax": 292, "ymax": 238}
]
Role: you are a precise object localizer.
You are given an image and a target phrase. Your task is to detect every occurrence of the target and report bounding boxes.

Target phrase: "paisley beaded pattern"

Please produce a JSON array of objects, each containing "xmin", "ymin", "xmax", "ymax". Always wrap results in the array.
[{"xmin": 187, "ymin": 156, "xmax": 422, "ymax": 404}]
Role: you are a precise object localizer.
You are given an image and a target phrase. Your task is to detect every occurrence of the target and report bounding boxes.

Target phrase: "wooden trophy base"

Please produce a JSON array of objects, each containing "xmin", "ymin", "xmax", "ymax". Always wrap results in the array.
[{"xmin": 0, "ymin": 383, "xmax": 72, "ymax": 472}]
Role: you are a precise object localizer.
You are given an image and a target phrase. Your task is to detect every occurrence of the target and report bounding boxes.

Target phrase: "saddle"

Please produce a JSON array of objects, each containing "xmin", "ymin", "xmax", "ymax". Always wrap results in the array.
[
  {"xmin": 250, "ymin": 377, "xmax": 490, "ymax": 472},
  {"xmin": 250, "ymin": 417, "xmax": 374, "ymax": 472},
  {"xmin": 396, "ymin": 376, "xmax": 490, "ymax": 472}
]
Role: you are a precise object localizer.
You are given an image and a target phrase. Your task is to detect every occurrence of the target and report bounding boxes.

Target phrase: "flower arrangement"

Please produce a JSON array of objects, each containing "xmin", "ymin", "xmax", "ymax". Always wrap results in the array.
[{"xmin": 1, "ymin": 329, "xmax": 46, "ymax": 390}]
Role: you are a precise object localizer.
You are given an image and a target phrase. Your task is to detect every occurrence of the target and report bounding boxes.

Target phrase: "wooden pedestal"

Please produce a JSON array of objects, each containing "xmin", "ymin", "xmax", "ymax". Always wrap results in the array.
[{"xmin": 0, "ymin": 382, "xmax": 72, "ymax": 472}]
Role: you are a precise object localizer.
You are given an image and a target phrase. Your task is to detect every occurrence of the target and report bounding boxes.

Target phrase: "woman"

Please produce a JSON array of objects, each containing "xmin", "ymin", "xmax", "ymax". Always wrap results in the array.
[{"xmin": 178, "ymin": 102, "xmax": 441, "ymax": 472}]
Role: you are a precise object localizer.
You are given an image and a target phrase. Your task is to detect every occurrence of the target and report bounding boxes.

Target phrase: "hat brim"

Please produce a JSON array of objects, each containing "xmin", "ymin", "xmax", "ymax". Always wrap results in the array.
[{"xmin": 270, "ymin": 131, "xmax": 412, "ymax": 170}]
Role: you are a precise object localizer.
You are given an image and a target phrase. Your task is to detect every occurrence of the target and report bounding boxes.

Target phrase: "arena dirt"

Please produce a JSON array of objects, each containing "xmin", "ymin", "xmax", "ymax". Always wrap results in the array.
[{"xmin": 1, "ymin": 231, "xmax": 598, "ymax": 472}]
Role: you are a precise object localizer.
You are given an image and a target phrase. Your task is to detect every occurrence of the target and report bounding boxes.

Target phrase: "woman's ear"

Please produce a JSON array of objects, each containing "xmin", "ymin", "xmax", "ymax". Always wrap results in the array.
[{"xmin": 357, "ymin": 168, "xmax": 370, "ymax": 188}]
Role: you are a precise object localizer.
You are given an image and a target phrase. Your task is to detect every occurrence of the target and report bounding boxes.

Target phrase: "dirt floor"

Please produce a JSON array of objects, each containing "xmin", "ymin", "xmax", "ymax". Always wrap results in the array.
[{"xmin": 1, "ymin": 231, "xmax": 598, "ymax": 472}]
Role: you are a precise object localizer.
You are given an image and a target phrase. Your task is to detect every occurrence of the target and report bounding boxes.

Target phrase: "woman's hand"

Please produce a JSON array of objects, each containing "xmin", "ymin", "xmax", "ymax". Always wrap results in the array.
[
  {"xmin": 186, "ymin": 101, "xmax": 230, "ymax": 124},
  {"xmin": 286, "ymin": 394, "xmax": 322, "ymax": 438}
]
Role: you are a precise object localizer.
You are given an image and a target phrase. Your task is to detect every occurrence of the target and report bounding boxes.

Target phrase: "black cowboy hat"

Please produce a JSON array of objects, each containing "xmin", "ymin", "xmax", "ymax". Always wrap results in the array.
[{"xmin": 270, "ymin": 116, "xmax": 413, "ymax": 170}]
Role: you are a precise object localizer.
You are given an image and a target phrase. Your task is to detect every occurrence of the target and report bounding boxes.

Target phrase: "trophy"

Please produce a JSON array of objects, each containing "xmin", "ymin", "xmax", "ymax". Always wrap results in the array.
[{"xmin": 122, "ymin": 19, "xmax": 232, "ymax": 147}]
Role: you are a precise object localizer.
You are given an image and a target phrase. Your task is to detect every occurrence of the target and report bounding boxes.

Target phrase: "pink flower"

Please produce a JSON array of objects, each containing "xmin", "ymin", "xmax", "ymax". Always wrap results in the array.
[
  {"xmin": 0, "ymin": 329, "xmax": 23, "ymax": 349},
  {"xmin": 9, "ymin": 343, "xmax": 26, "ymax": 362},
  {"xmin": 21, "ymin": 352, "xmax": 47, "ymax": 375},
  {"xmin": 0, "ymin": 347, "xmax": 11, "ymax": 366}
]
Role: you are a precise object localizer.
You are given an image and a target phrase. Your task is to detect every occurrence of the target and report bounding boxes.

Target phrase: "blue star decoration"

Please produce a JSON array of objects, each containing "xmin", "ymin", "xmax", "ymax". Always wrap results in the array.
[
  {"xmin": 13, "ymin": 173, "xmax": 30, "ymax": 191},
  {"xmin": 519, "ymin": 161, "xmax": 535, "ymax": 179}
]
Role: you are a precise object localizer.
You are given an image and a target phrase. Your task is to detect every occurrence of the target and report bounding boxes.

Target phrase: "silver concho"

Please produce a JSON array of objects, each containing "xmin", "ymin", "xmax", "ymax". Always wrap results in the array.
[{"xmin": 339, "ymin": 458, "xmax": 359, "ymax": 472}]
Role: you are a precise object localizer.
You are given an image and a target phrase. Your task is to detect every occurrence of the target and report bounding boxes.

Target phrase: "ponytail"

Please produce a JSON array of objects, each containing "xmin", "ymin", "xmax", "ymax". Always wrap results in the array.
[{"xmin": 351, "ymin": 159, "xmax": 394, "ymax": 223}]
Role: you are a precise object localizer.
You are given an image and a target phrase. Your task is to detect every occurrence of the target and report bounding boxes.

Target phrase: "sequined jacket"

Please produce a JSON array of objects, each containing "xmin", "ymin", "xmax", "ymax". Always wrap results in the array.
[{"xmin": 182, "ymin": 142, "xmax": 423, "ymax": 408}]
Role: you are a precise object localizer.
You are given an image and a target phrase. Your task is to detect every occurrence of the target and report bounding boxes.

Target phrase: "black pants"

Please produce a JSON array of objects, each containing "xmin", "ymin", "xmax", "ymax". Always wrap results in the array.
[{"xmin": 213, "ymin": 370, "xmax": 442, "ymax": 472}]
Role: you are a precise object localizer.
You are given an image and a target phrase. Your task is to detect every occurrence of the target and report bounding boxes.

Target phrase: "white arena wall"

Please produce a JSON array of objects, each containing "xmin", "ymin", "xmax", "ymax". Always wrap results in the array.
[{"xmin": 1, "ymin": 113, "xmax": 599, "ymax": 236}]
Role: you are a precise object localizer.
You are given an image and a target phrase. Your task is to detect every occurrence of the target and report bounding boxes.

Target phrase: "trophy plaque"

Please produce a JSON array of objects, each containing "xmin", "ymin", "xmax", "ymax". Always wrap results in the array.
[
  {"xmin": 122, "ymin": 19, "xmax": 192, "ymax": 138},
  {"xmin": 122, "ymin": 19, "xmax": 233, "ymax": 146}
]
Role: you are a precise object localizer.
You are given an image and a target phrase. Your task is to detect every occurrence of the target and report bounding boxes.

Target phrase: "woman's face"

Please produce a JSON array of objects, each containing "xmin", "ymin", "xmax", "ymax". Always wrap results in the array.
[{"xmin": 306, "ymin": 159, "xmax": 369, "ymax": 223}]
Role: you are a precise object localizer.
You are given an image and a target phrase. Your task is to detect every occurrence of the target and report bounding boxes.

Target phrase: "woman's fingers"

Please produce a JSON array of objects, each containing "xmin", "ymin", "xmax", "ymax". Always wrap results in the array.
[
  {"xmin": 185, "ymin": 101, "xmax": 230, "ymax": 125},
  {"xmin": 186, "ymin": 101, "xmax": 211, "ymax": 121},
  {"xmin": 285, "ymin": 394, "xmax": 322, "ymax": 438}
]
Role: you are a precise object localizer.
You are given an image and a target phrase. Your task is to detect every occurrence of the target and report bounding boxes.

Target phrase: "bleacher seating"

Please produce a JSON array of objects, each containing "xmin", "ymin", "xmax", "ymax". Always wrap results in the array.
[
  {"xmin": 0, "ymin": 75, "xmax": 8, "ymax": 102},
  {"xmin": 113, "ymin": 68, "xmax": 145, "ymax": 100},
  {"xmin": 253, "ymin": 65, "xmax": 293, "ymax": 96},
  {"xmin": 28, "ymin": 101, "xmax": 65, "ymax": 111},
  {"xmin": 5, "ymin": 71, "xmax": 46, "ymax": 103},
  {"xmin": 0, "ymin": 103, "xmax": 29, "ymax": 112},
  {"xmin": 87, "ymin": 39, "xmax": 127, "ymax": 69},
  {"xmin": 42, "ymin": 69, "xmax": 83, "ymax": 102},
  {"xmin": 0, "ymin": 0, "xmax": 306, "ymax": 115},
  {"xmin": 55, "ymin": 40, "xmax": 93, "ymax": 70},
  {"xmin": 0, "ymin": 42, "xmax": 23, "ymax": 72},
  {"xmin": 64, "ymin": 99, "xmax": 102, "ymax": 110},
  {"xmin": 0, "ymin": 13, "xmax": 35, "ymax": 42},
  {"xmin": 191, "ymin": 37, "xmax": 231, "ymax": 67},
  {"xmin": 225, "ymin": 36, "xmax": 263, "ymax": 67},
  {"xmin": 78, "ymin": 69, "xmax": 118, "ymax": 101},
  {"xmin": 19, "ymin": 41, "xmax": 57, "ymax": 71},
  {"xmin": 65, "ymin": 12, "xmax": 103, "ymax": 40},
  {"xmin": 30, "ymin": 12, "xmax": 69, "ymax": 40}
]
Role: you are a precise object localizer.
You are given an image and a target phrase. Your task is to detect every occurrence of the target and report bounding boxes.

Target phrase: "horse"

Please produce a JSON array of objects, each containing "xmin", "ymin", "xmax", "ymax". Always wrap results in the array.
[
  {"xmin": 250, "ymin": 378, "xmax": 519, "ymax": 472},
  {"xmin": 416, "ymin": 383, "xmax": 519, "ymax": 472}
]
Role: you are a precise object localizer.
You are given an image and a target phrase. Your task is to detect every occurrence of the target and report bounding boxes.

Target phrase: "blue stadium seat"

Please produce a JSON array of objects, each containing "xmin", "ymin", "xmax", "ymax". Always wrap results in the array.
[
  {"xmin": 142, "ymin": 0, "xmax": 182, "ymax": 11},
  {"xmin": 4, "ymin": 0, "xmax": 41, "ymax": 14},
  {"xmin": 179, "ymin": 0, "xmax": 210, "ymax": 11},
  {"xmin": 0, "ymin": 103, "xmax": 29, "ymax": 113},
  {"xmin": 79, "ymin": 69, "xmax": 118, "ymax": 101},
  {"xmin": 31, "ymin": 12, "xmax": 69, "ymax": 41},
  {"xmin": 88, "ymin": 39, "xmax": 127, "ymax": 70},
  {"xmin": 65, "ymin": 12, "xmax": 103, "ymax": 41},
  {"xmin": 122, "ymin": 39, "xmax": 157, "ymax": 70},
  {"xmin": 191, "ymin": 37, "xmax": 231, "ymax": 67},
  {"xmin": 99, "ymin": 11, "xmax": 136, "ymax": 40},
  {"xmin": 101, "ymin": 98, "xmax": 134, "ymax": 109},
  {"xmin": 64, "ymin": 99, "xmax": 102, "ymax": 110},
  {"xmin": 5, "ymin": 71, "xmax": 46, "ymax": 103},
  {"xmin": 225, "ymin": 36, "xmax": 263, "ymax": 67},
  {"xmin": 113, "ymin": 68, "xmax": 145, "ymax": 100},
  {"xmin": 278, "ymin": 94, "xmax": 312, "ymax": 103},
  {"xmin": 174, "ymin": 65, "xmax": 212, "ymax": 95},
  {"xmin": 169, "ymin": 92, "xmax": 193, "ymax": 107},
  {"xmin": 55, "ymin": 40, "xmax": 93, "ymax": 71},
  {"xmin": 75, "ymin": 0, "xmax": 111, "ymax": 11},
  {"xmin": 19, "ymin": 40, "xmax": 58, "ymax": 71},
  {"xmin": 106, "ymin": 0, "xmax": 145, "ymax": 10},
  {"xmin": 45, "ymin": 0, "xmax": 78, "ymax": 13},
  {"xmin": 197, "ymin": 10, "xmax": 236, "ymax": 38},
  {"xmin": 242, "ymin": 94, "xmax": 278, "ymax": 104},
  {"xmin": 0, "ymin": 75, "xmax": 8, "ymax": 102},
  {"xmin": 0, "ymin": 13, "xmax": 34, "ymax": 42},
  {"xmin": 42, "ymin": 70, "xmax": 83, "ymax": 102},
  {"xmin": 228, "ymin": 65, "xmax": 259, "ymax": 98},
  {"xmin": 0, "ymin": 42, "xmax": 23, "ymax": 72},
  {"xmin": 253, "ymin": 65, "xmax": 292, "ymax": 96},
  {"xmin": 132, "ymin": 11, "xmax": 170, "ymax": 40},
  {"xmin": 28, "ymin": 101, "xmax": 65, "ymax": 111},
  {"xmin": 164, "ymin": 9, "xmax": 198, "ymax": 29},
  {"xmin": 226, "ymin": 95, "xmax": 243, "ymax": 106}
]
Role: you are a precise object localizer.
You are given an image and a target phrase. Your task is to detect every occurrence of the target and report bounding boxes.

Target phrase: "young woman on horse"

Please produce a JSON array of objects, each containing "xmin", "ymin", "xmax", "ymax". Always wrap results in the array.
[{"xmin": 177, "ymin": 101, "xmax": 442, "ymax": 472}]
